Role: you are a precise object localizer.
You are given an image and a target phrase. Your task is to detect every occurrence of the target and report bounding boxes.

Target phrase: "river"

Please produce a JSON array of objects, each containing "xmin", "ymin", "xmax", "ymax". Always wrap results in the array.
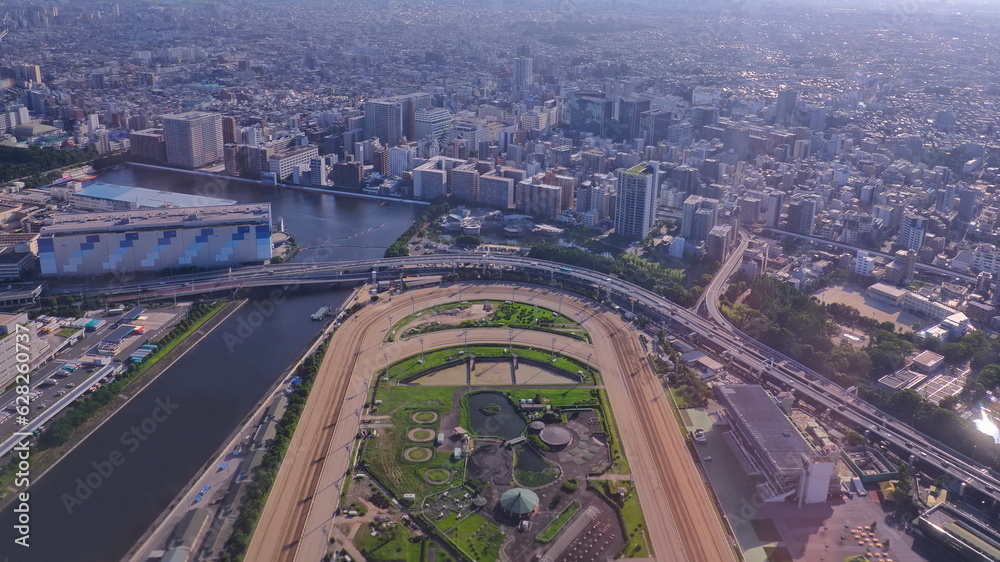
[{"xmin": 0, "ymin": 167, "xmax": 421, "ymax": 561}]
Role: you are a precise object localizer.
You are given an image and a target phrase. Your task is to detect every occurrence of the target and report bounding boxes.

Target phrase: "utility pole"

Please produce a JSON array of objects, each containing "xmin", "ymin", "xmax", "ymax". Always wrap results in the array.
[
  {"xmin": 550, "ymin": 336, "xmax": 556, "ymax": 362},
  {"xmin": 420, "ymin": 338, "xmax": 425, "ymax": 363}
]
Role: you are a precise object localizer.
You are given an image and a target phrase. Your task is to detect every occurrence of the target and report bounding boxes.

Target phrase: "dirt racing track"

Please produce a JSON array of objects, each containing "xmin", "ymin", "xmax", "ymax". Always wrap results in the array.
[{"xmin": 245, "ymin": 283, "xmax": 735, "ymax": 562}]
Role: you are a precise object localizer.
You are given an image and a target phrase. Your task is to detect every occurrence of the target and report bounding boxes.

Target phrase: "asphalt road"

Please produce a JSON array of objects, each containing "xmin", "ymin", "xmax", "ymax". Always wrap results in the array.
[{"xmin": 245, "ymin": 283, "xmax": 734, "ymax": 562}]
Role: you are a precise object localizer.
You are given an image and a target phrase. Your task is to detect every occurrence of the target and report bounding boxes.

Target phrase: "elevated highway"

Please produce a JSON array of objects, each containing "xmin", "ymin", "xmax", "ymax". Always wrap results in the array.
[{"xmin": 58, "ymin": 253, "xmax": 1000, "ymax": 508}]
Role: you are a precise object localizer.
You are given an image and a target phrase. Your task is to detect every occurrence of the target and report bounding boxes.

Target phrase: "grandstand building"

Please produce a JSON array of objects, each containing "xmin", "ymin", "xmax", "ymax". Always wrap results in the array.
[{"xmin": 715, "ymin": 384, "xmax": 840, "ymax": 505}]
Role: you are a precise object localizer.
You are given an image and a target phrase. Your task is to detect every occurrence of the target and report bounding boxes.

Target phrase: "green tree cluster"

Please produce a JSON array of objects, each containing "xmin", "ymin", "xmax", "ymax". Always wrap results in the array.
[
  {"xmin": 220, "ymin": 339, "xmax": 331, "ymax": 562},
  {"xmin": 0, "ymin": 145, "xmax": 97, "ymax": 183},
  {"xmin": 384, "ymin": 202, "xmax": 451, "ymax": 257},
  {"xmin": 527, "ymin": 244, "xmax": 712, "ymax": 307}
]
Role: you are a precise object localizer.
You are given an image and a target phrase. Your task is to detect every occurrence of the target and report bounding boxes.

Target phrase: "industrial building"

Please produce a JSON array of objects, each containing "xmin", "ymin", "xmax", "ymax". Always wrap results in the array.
[
  {"xmin": 65, "ymin": 182, "xmax": 236, "ymax": 212},
  {"xmin": 38, "ymin": 204, "xmax": 272, "ymax": 276},
  {"xmin": 715, "ymin": 384, "xmax": 840, "ymax": 505}
]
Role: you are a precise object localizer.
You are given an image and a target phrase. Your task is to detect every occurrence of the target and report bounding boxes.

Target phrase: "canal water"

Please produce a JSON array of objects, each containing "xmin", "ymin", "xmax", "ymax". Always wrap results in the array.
[{"xmin": 0, "ymin": 167, "xmax": 421, "ymax": 561}]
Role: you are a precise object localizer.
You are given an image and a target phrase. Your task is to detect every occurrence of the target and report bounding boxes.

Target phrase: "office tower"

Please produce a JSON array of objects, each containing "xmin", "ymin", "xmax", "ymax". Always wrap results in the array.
[
  {"xmin": 775, "ymin": 88, "xmax": 797, "ymax": 126},
  {"xmin": 936, "ymin": 183, "xmax": 957, "ymax": 214},
  {"xmin": 513, "ymin": 57, "xmax": 533, "ymax": 91},
  {"xmin": 640, "ymin": 109, "xmax": 672, "ymax": 146},
  {"xmin": 666, "ymin": 122, "xmax": 692, "ymax": 147},
  {"xmin": 618, "ymin": 98, "xmax": 651, "ymax": 141},
  {"xmin": 707, "ymin": 224, "xmax": 734, "ymax": 262},
  {"xmin": 738, "ymin": 196, "xmax": 762, "ymax": 226},
  {"xmin": 479, "ymin": 171, "xmax": 515, "ymax": 209},
  {"xmin": 691, "ymin": 106, "xmax": 719, "ymax": 131},
  {"xmin": 222, "ymin": 116, "xmax": 238, "ymax": 145},
  {"xmin": 672, "ymin": 165, "xmax": 699, "ymax": 195},
  {"xmin": 162, "ymin": 111, "xmax": 223, "ymax": 169},
  {"xmin": 723, "ymin": 127, "xmax": 751, "ymax": 160},
  {"xmin": 785, "ymin": 194, "xmax": 819, "ymax": 235},
  {"xmin": 792, "ymin": 138, "xmax": 811, "ymax": 160},
  {"xmin": 957, "ymin": 184, "xmax": 982, "ymax": 222},
  {"xmin": 224, "ymin": 144, "xmax": 247, "ymax": 177},
  {"xmin": 15, "ymin": 64, "xmax": 42, "ymax": 84},
  {"xmin": 899, "ymin": 214, "xmax": 926, "ymax": 251},
  {"xmin": 807, "ymin": 106, "xmax": 827, "ymax": 131},
  {"xmin": 614, "ymin": 163, "xmax": 657, "ymax": 239},
  {"xmin": 932, "ymin": 165, "xmax": 952, "ymax": 188},
  {"xmin": 363, "ymin": 93, "xmax": 432, "ymax": 146},
  {"xmin": 581, "ymin": 150, "xmax": 609, "ymax": 174},
  {"xmin": 414, "ymin": 108, "xmax": 453, "ymax": 143},
  {"xmin": 567, "ymin": 91, "xmax": 614, "ymax": 138},
  {"xmin": 682, "ymin": 195, "xmax": 719, "ymax": 241},
  {"xmin": 550, "ymin": 146, "xmax": 572, "ymax": 168},
  {"xmin": 449, "ymin": 163, "xmax": 480, "ymax": 202},
  {"xmin": 412, "ymin": 157, "xmax": 449, "ymax": 200},
  {"xmin": 764, "ymin": 191, "xmax": 784, "ymax": 229}
]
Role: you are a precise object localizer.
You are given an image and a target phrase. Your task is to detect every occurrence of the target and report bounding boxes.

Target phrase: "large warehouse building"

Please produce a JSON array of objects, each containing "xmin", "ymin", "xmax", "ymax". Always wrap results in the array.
[
  {"xmin": 715, "ymin": 384, "xmax": 840, "ymax": 505},
  {"xmin": 38, "ymin": 204, "xmax": 272, "ymax": 276}
]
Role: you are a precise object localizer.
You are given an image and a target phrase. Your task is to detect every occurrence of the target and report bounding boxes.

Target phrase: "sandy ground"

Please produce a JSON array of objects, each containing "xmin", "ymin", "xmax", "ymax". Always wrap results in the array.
[
  {"xmin": 815, "ymin": 285, "xmax": 923, "ymax": 331},
  {"xmin": 245, "ymin": 283, "xmax": 735, "ymax": 562}
]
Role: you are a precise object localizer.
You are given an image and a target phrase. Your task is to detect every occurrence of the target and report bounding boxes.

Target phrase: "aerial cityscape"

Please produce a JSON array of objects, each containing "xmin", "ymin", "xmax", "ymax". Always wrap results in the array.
[{"xmin": 1, "ymin": 0, "xmax": 1000, "ymax": 561}]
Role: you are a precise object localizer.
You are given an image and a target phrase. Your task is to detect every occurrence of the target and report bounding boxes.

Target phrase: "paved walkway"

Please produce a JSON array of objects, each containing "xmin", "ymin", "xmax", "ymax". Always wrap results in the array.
[{"xmin": 540, "ymin": 505, "xmax": 599, "ymax": 562}]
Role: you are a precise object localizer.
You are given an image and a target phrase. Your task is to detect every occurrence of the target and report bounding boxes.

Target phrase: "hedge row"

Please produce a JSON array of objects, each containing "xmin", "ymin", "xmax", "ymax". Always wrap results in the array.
[{"xmin": 218, "ymin": 338, "xmax": 331, "ymax": 562}]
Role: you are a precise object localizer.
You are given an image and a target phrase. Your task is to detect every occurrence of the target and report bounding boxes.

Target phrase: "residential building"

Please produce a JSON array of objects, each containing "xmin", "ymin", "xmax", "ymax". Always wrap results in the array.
[
  {"xmin": 614, "ymin": 162, "xmax": 657, "ymax": 239},
  {"xmin": 785, "ymin": 194, "xmax": 819, "ymax": 235},
  {"xmin": 162, "ymin": 111, "xmax": 223, "ymax": 169},
  {"xmin": 414, "ymin": 107, "xmax": 453, "ymax": 143},
  {"xmin": 479, "ymin": 171, "xmax": 515, "ymax": 209},
  {"xmin": 899, "ymin": 214, "xmax": 927, "ymax": 252},
  {"xmin": 128, "ymin": 128, "xmax": 167, "ymax": 164},
  {"xmin": 515, "ymin": 180, "xmax": 562, "ymax": 218}
]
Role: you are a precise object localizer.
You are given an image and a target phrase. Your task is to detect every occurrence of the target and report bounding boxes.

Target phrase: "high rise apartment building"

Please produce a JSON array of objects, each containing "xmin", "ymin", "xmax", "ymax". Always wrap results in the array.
[
  {"xmin": 614, "ymin": 163, "xmax": 658, "ymax": 239},
  {"xmin": 162, "ymin": 111, "xmax": 223, "ymax": 169}
]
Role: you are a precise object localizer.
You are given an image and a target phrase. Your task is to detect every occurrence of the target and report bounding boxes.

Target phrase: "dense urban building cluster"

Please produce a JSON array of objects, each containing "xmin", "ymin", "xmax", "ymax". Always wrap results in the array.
[{"xmin": 5, "ymin": 1, "xmax": 1000, "ymax": 560}]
